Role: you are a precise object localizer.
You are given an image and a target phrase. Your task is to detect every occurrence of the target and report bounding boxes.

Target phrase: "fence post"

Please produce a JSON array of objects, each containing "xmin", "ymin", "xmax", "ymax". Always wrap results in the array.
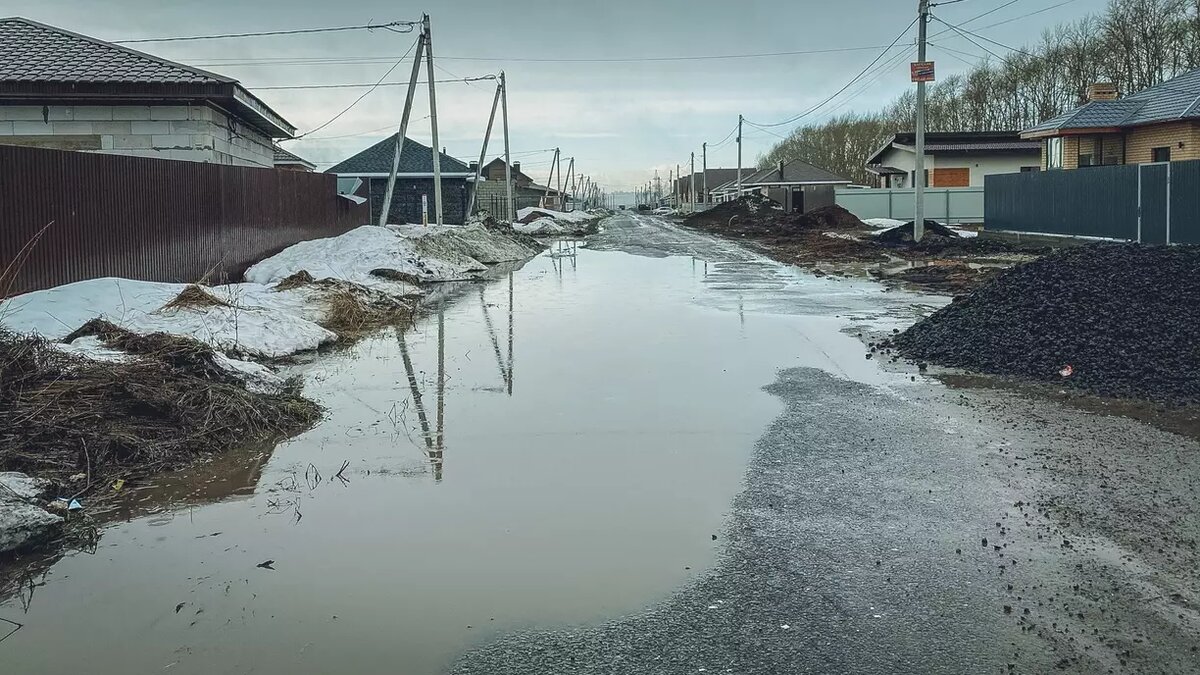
[
  {"xmin": 887, "ymin": 190, "xmax": 893, "ymax": 219},
  {"xmin": 945, "ymin": 189, "xmax": 951, "ymax": 224},
  {"xmin": 1136, "ymin": 164, "xmax": 1142, "ymax": 243},
  {"xmin": 1166, "ymin": 161, "xmax": 1172, "ymax": 244}
]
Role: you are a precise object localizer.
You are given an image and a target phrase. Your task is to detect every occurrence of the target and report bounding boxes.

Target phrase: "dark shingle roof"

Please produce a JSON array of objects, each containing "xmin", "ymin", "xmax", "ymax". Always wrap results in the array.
[
  {"xmin": 867, "ymin": 131, "xmax": 1036, "ymax": 164},
  {"xmin": 743, "ymin": 158, "xmax": 849, "ymax": 185},
  {"xmin": 0, "ymin": 17, "xmax": 231, "ymax": 84},
  {"xmin": 0, "ymin": 17, "xmax": 295, "ymax": 137},
  {"xmin": 273, "ymin": 144, "xmax": 315, "ymax": 169},
  {"xmin": 326, "ymin": 135, "xmax": 471, "ymax": 175},
  {"xmin": 1024, "ymin": 68, "xmax": 1200, "ymax": 135}
]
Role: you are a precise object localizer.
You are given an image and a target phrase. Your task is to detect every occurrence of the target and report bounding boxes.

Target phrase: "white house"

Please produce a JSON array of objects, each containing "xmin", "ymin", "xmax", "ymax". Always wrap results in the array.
[
  {"xmin": 0, "ymin": 17, "xmax": 295, "ymax": 168},
  {"xmin": 866, "ymin": 131, "xmax": 1041, "ymax": 188}
]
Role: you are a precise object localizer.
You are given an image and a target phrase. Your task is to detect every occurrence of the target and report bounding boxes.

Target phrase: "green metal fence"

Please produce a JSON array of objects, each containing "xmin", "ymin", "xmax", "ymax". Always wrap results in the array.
[{"xmin": 985, "ymin": 160, "xmax": 1200, "ymax": 243}]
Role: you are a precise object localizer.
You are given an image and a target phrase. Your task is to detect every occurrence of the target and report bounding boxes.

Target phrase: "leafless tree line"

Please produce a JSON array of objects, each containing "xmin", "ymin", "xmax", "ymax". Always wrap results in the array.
[{"xmin": 761, "ymin": 0, "xmax": 1200, "ymax": 184}]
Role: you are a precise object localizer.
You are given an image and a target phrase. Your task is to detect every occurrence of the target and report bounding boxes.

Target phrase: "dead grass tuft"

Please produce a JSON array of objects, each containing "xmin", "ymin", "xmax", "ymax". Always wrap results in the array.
[
  {"xmin": 319, "ymin": 285, "xmax": 413, "ymax": 339},
  {"xmin": 161, "ymin": 284, "xmax": 231, "ymax": 311},
  {"xmin": 274, "ymin": 270, "xmax": 315, "ymax": 291},
  {"xmin": 0, "ymin": 326, "xmax": 322, "ymax": 488}
]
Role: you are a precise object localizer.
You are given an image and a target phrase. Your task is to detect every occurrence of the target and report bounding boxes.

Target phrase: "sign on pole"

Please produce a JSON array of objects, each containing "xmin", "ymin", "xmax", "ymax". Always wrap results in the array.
[
  {"xmin": 911, "ymin": 61, "xmax": 935, "ymax": 82},
  {"xmin": 422, "ymin": 194, "xmax": 429, "ymax": 227}
]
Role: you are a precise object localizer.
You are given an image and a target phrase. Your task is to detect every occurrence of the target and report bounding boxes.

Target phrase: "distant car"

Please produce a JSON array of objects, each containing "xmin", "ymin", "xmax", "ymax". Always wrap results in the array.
[{"xmin": 652, "ymin": 207, "xmax": 673, "ymax": 215}]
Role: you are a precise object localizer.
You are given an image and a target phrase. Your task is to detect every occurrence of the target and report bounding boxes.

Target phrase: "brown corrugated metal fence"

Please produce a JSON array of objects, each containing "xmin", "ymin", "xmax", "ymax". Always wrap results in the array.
[{"xmin": 0, "ymin": 144, "xmax": 368, "ymax": 296}]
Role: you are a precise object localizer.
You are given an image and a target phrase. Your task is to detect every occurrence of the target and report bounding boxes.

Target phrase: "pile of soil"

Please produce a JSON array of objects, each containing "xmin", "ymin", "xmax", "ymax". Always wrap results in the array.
[
  {"xmin": 889, "ymin": 244, "xmax": 1200, "ymax": 403},
  {"xmin": 682, "ymin": 194, "xmax": 781, "ymax": 231},
  {"xmin": 0, "ymin": 324, "xmax": 322, "ymax": 487},
  {"xmin": 888, "ymin": 261, "xmax": 997, "ymax": 294}
]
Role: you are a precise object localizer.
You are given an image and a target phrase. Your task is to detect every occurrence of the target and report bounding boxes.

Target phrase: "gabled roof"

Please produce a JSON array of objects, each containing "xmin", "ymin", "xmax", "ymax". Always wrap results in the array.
[
  {"xmin": 273, "ymin": 144, "xmax": 315, "ymax": 170},
  {"xmin": 0, "ymin": 17, "xmax": 295, "ymax": 137},
  {"xmin": 326, "ymin": 135, "xmax": 471, "ymax": 175},
  {"xmin": 867, "ymin": 130, "xmax": 1038, "ymax": 164},
  {"xmin": 483, "ymin": 157, "xmax": 533, "ymax": 182},
  {"xmin": 1023, "ymin": 68, "xmax": 1200, "ymax": 137},
  {"xmin": 742, "ymin": 158, "xmax": 849, "ymax": 186}
]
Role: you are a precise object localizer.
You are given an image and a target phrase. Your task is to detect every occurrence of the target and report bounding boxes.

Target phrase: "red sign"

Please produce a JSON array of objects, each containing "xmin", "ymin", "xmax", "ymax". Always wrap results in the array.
[{"xmin": 911, "ymin": 61, "xmax": 935, "ymax": 82}]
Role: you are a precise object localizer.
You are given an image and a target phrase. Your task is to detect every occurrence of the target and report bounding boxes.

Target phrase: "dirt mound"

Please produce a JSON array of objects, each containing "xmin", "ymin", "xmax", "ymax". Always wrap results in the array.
[
  {"xmin": 275, "ymin": 270, "xmax": 315, "ymax": 291},
  {"xmin": 875, "ymin": 220, "xmax": 961, "ymax": 245},
  {"xmin": 889, "ymin": 244, "xmax": 1200, "ymax": 403},
  {"xmin": 0, "ymin": 327, "xmax": 321, "ymax": 487},
  {"xmin": 683, "ymin": 194, "xmax": 780, "ymax": 229},
  {"xmin": 779, "ymin": 204, "xmax": 866, "ymax": 231}
]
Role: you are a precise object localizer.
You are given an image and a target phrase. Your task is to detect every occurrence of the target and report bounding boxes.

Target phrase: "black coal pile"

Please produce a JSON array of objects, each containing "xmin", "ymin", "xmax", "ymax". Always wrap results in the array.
[
  {"xmin": 682, "ymin": 194, "xmax": 780, "ymax": 230},
  {"xmin": 889, "ymin": 244, "xmax": 1200, "ymax": 404}
]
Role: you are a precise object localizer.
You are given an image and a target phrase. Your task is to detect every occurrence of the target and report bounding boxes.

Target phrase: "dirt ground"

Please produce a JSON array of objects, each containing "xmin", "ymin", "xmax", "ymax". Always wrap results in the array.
[{"xmin": 680, "ymin": 197, "xmax": 1046, "ymax": 295}]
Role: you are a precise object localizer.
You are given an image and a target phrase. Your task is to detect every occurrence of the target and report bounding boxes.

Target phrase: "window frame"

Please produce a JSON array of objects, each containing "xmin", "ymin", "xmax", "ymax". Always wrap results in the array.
[
  {"xmin": 1152, "ymin": 146, "xmax": 1171, "ymax": 163},
  {"xmin": 1046, "ymin": 137, "xmax": 1064, "ymax": 169}
]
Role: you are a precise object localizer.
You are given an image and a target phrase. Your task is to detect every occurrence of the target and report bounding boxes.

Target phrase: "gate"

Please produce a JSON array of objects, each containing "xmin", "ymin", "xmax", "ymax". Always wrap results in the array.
[{"xmin": 1138, "ymin": 163, "xmax": 1169, "ymax": 244}]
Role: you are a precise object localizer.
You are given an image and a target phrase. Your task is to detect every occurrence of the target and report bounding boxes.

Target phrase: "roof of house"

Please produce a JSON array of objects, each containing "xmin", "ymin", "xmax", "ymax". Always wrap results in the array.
[
  {"xmin": 484, "ymin": 157, "xmax": 534, "ymax": 182},
  {"xmin": 741, "ymin": 158, "xmax": 849, "ymax": 186},
  {"xmin": 675, "ymin": 168, "xmax": 744, "ymax": 192},
  {"xmin": 327, "ymin": 135, "xmax": 471, "ymax": 175},
  {"xmin": 0, "ymin": 17, "xmax": 294, "ymax": 137},
  {"xmin": 867, "ymin": 131, "xmax": 1039, "ymax": 164},
  {"xmin": 273, "ymin": 144, "xmax": 315, "ymax": 169},
  {"xmin": 1023, "ymin": 68, "xmax": 1200, "ymax": 137}
]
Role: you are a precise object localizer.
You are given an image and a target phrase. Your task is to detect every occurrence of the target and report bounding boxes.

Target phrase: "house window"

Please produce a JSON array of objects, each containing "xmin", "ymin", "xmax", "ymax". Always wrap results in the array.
[
  {"xmin": 1046, "ymin": 137, "xmax": 1063, "ymax": 169},
  {"xmin": 1152, "ymin": 147, "xmax": 1171, "ymax": 163}
]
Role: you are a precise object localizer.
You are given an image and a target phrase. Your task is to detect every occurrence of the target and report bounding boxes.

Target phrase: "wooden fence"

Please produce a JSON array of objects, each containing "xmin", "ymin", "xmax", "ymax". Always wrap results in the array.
[{"xmin": 0, "ymin": 144, "xmax": 369, "ymax": 296}]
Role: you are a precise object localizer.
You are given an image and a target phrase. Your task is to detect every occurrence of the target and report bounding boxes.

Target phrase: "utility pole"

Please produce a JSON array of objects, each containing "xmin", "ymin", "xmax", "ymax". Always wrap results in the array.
[
  {"xmin": 423, "ymin": 14, "xmax": 444, "ymax": 226},
  {"xmin": 736, "ymin": 114, "xmax": 743, "ymax": 200},
  {"xmin": 544, "ymin": 147, "xmax": 559, "ymax": 207},
  {"xmin": 500, "ymin": 71, "xmax": 514, "ymax": 221},
  {"xmin": 555, "ymin": 149, "xmax": 564, "ymax": 209},
  {"xmin": 675, "ymin": 163, "xmax": 680, "ymax": 208},
  {"xmin": 565, "ymin": 157, "xmax": 575, "ymax": 211},
  {"xmin": 689, "ymin": 152, "xmax": 696, "ymax": 214},
  {"xmin": 379, "ymin": 29, "xmax": 427, "ymax": 227},
  {"xmin": 466, "ymin": 79, "xmax": 502, "ymax": 218},
  {"xmin": 914, "ymin": 0, "xmax": 929, "ymax": 242},
  {"xmin": 702, "ymin": 142, "xmax": 708, "ymax": 206}
]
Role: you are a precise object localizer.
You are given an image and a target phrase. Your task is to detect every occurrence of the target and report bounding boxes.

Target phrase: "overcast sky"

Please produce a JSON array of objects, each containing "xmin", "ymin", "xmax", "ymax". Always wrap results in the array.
[{"xmin": 13, "ymin": 0, "xmax": 1108, "ymax": 190}]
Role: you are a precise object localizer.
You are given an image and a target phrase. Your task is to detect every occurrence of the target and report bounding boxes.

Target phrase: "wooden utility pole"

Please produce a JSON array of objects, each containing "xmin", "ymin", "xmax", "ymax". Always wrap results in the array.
[
  {"xmin": 555, "ymin": 149, "xmax": 564, "ymax": 208},
  {"xmin": 423, "ymin": 14, "xmax": 444, "ymax": 226},
  {"xmin": 499, "ymin": 71, "xmax": 514, "ymax": 221},
  {"xmin": 564, "ymin": 157, "xmax": 575, "ymax": 211},
  {"xmin": 544, "ymin": 147, "xmax": 559, "ymax": 206},
  {"xmin": 379, "ymin": 31, "xmax": 427, "ymax": 227},
  {"xmin": 466, "ymin": 80, "xmax": 502, "ymax": 218}
]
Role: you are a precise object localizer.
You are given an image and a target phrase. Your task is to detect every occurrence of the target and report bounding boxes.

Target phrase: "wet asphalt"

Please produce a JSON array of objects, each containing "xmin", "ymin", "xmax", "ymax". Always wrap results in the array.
[{"xmin": 448, "ymin": 214, "xmax": 1200, "ymax": 675}]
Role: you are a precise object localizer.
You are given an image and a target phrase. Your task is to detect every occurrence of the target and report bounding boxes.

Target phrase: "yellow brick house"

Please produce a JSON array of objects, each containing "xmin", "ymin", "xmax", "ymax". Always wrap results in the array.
[{"xmin": 1021, "ymin": 70, "xmax": 1200, "ymax": 169}]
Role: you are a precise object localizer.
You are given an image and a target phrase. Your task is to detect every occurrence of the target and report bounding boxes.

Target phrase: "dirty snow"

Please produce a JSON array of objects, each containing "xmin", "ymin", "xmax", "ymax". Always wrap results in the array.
[
  {"xmin": 515, "ymin": 217, "xmax": 565, "ymax": 235},
  {"xmin": 52, "ymin": 335, "xmax": 131, "ymax": 362},
  {"xmin": 863, "ymin": 218, "xmax": 906, "ymax": 229},
  {"xmin": 516, "ymin": 207, "xmax": 596, "ymax": 224},
  {"xmin": 0, "ymin": 472, "xmax": 61, "ymax": 554}
]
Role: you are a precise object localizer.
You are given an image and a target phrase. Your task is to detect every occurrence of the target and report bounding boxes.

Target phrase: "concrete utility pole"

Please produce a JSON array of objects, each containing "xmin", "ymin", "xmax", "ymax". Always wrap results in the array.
[
  {"xmin": 914, "ymin": 0, "xmax": 929, "ymax": 242},
  {"xmin": 689, "ymin": 152, "xmax": 696, "ymax": 214},
  {"xmin": 555, "ymin": 150, "xmax": 564, "ymax": 208},
  {"xmin": 466, "ymin": 79, "xmax": 502, "ymax": 218},
  {"xmin": 702, "ymin": 142, "xmax": 708, "ymax": 205},
  {"xmin": 736, "ymin": 114, "xmax": 743, "ymax": 199},
  {"xmin": 379, "ymin": 30, "xmax": 427, "ymax": 227},
  {"xmin": 423, "ymin": 14, "xmax": 444, "ymax": 226},
  {"xmin": 500, "ymin": 71, "xmax": 514, "ymax": 221},
  {"xmin": 544, "ymin": 147, "xmax": 559, "ymax": 206}
]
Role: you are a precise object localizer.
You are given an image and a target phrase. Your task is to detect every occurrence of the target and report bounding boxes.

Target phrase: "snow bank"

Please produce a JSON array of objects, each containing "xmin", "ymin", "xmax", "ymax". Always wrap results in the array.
[
  {"xmin": 516, "ymin": 207, "xmax": 596, "ymax": 224},
  {"xmin": 245, "ymin": 226, "xmax": 479, "ymax": 287},
  {"xmin": 0, "ymin": 472, "xmax": 61, "ymax": 554},
  {"xmin": 514, "ymin": 217, "xmax": 565, "ymax": 235},
  {"xmin": 0, "ymin": 278, "xmax": 336, "ymax": 359},
  {"xmin": 864, "ymin": 218, "xmax": 906, "ymax": 229}
]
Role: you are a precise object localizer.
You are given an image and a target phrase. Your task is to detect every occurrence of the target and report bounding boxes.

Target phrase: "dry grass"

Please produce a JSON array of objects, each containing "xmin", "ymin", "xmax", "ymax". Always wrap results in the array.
[
  {"xmin": 0, "ymin": 325, "xmax": 322, "ymax": 487},
  {"xmin": 274, "ymin": 270, "xmax": 315, "ymax": 291},
  {"xmin": 160, "ymin": 284, "xmax": 231, "ymax": 311},
  {"xmin": 319, "ymin": 285, "xmax": 413, "ymax": 339}
]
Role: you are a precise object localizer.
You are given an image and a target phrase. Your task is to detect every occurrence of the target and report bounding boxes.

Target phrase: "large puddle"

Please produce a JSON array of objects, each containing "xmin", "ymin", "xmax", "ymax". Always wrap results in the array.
[{"xmin": 1, "ymin": 217, "xmax": 936, "ymax": 674}]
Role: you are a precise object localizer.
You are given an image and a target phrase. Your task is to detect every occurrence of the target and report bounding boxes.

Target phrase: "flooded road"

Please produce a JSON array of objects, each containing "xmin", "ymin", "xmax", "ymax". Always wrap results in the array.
[
  {"xmin": 0, "ymin": 213, "xmax": 933, "ymax": 673},
  {"xmin": 5, "ymin": 214, "xmax": 1195, "ymax": 674}
]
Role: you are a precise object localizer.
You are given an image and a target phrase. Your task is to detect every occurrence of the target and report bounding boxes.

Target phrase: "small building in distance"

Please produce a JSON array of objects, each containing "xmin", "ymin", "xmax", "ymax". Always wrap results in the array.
[
  {"xmin": 866, "ymin": 130, "xmax": 1042, "ymax": 188},
  {"xmin": 327, "ymin": 134, "xmax": 473, "ymax": 225},
  {"xmin": 272, "ymin": 144, "xmax": 315, "ymax": 172}
]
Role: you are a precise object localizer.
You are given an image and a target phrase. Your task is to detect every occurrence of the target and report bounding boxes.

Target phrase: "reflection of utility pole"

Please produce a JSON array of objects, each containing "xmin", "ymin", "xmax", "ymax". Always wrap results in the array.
[
  {"xmin": 397, "ymin": 321, "xmax": 445, "ymax": 482},
  {"xmin": 507, "ymin": 272, "xmax": 514, "ymax": 396}
]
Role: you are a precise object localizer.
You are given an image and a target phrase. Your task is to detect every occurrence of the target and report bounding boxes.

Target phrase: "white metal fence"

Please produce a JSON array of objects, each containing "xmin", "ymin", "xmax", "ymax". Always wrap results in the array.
[{"xmin": 836, "ymin": 187, "xmax": 984, "ymax": 224}]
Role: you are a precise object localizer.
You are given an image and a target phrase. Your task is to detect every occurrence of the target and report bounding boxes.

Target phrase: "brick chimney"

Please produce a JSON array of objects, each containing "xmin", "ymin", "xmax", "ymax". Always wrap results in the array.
[
  {"xmin": 513, "ymin": 161, "xmax": 521, "ymax": 175},
  {"xmin": 776, "ymin": 159, "xmax": 785, "ymax": 179},
  {"xmin": 1087, "ymin": 82, "xmax": 1120, "ymax": 101}
]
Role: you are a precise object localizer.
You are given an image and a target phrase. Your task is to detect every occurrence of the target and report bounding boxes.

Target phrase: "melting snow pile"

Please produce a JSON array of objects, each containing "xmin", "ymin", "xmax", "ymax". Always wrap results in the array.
[{"xmin": 515, "ymin": 207, "xmax": 603, "ymax": 235}]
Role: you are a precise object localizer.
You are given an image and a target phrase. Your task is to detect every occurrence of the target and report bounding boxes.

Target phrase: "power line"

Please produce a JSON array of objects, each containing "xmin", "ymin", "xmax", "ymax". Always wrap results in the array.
[
  {"xmin": 931, "ymin": 15, "xmax": 1029, "ymax": 56},
  {"xmin": 113, "ymin": 21, "xmax": 417, "ymax": 44},
  {"xmin": 971, "ymin": 0, "xmax": 1081, "ymax": 32},
  {"xmin": 252, "ymin": 75, "xmax": 497, "ymax": 91},
  {"xmin": 293, "ymin": 34, "xmax": 421, "ymax": 139},
  {"xmin": 186, "ymin": 44, "xmax": 899, "ymax": 67},
  {"xmin": 746, "ymin": 16, "xmax": 920, "ymax": 128}
]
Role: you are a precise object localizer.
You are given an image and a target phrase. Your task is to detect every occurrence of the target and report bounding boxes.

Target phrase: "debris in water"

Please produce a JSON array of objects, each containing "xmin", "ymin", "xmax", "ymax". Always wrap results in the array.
[{"xmin": 256, "ymin": 560, "xmax": 276, "ymax": 570}]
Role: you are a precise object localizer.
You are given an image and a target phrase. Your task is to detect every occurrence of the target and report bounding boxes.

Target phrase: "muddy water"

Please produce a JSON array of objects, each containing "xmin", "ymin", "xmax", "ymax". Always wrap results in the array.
[{"xmin": 0, "ymin": 217, "xmax": 936, "ymax": 674}]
